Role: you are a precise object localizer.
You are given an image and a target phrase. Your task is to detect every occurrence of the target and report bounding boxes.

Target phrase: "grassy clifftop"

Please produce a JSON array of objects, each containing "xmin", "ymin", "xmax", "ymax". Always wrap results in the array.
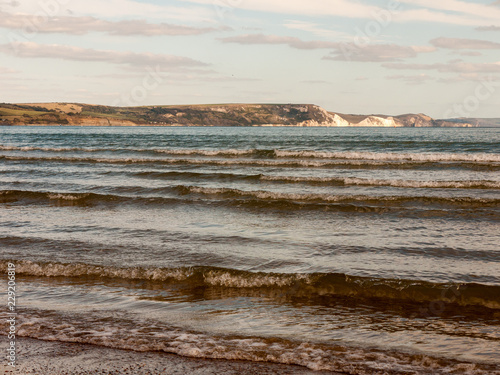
[{"xmin": 0, "ymin": 103, "xmax": 331, "ymax": 126}]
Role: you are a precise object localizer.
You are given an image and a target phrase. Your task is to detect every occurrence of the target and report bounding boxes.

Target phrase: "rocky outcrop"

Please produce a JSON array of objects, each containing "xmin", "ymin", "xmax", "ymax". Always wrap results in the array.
[{"xmin": 67, "ymin": 117, "xmax": 138, "ymax": 126}]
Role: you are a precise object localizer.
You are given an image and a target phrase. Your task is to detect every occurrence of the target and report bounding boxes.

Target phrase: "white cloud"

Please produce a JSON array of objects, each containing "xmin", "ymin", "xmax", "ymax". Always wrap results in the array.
[
  {"xmin": 283, "ymin": 20, "xmax": 348, "ymax": 39},
  {"xmin": 383, "ymin": 61, "xmax": 500, "ymax": 73},
  {"xmin": 219, "ymin": 34, "xmax": 340, "ymax": 50},
  {"xmin": 187, "ymin": 0, "xmax": 377, "ymax": 19},
  {"xmin": 0, "ymin": 11, "xmax": 223, "ymax": 36},
  {"xmin": 325, "ymin": 44, "xmax": 419, "ymax": 62},
  {"xmin": 450, "ymin": 51, "xmax": 483, "ymax": 57},
  {"xmin": 220, "ymin": 33, "xmax": 431, "ymax": 62},
  {"xmin": 430, "ymin": 37, "xmax": 500, "ymax": 49},
  {"xmin": 476, "ymin": 25, "xmax": 500, "ymax": 31},
  {"xmin": 396, "ymin": 8, "xmax": 486, "ymax": 26},
  {"xmin": 0, "ymin": 1, "xmax": 20, "ymax": 7},
  {"xmin": 0, "ymin": 42, "xmax": 208, "ymax": 70},
  {"xmin": 186, "ymin": 0, "xmax": 500, "ymax": 26},
  {"xmin": 387, "ymin": 73, "xmax": 434, "ymax": 84},
  {"xmin": 8, "ymin": 0, "xmax": 213, "ymax": 23},
  {"xmin": 0, "ymin": 67, "xmax": 19, "ymax": 74},
  {"xmin": 437, "ymin": 73, "xmax": 500, "ymax": 83},
  {"xmin": 399, "ymin": 0, "xmax": 500, "ymax": 22},
  {"xmin": 301, "ymin": 80, "xmax": 330, "ymax": 84},
  {"xmin": 411, "ymin": 46, "xmax": 437, "ymax": 53}
]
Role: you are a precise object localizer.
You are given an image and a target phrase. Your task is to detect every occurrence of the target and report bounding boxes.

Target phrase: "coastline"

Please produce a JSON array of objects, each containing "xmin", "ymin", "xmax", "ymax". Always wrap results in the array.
[
  {"xmin": 2, "ymin": 337, "xmax": 344, "ymax": 375},
  {"xmin": 0, "ymin": 102, "xmax": 479, "ymax": 127}
]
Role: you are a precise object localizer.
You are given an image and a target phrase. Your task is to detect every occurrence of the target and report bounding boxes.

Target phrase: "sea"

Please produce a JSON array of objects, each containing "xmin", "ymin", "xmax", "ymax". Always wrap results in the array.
[{"xmin": 1, "ymin": 125, "xmax": 499, "ymax": 374}]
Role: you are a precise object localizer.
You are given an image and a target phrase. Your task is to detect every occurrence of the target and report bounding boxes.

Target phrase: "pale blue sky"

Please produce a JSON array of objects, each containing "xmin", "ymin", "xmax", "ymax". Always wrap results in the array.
[{"xmin": 0, "ymin": 0, "xmax": 499, "ymax": 117}]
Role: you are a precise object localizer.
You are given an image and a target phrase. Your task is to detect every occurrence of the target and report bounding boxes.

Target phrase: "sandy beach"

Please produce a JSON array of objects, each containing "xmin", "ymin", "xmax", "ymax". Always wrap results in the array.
[{"xmin": 2, "ymin": 338, "xmax": 343, "ymax": 375}]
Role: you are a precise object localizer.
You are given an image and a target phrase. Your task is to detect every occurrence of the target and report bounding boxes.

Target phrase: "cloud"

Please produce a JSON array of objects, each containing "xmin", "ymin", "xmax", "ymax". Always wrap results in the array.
[
  {"xmin": 188, "ymin": 0, "xmax": 378, "ymax": 19},
  {"xmin": 219, "ymin": 34, "xmax": 339, "ymax": 50},
  {"xmin": 398, "ymin": 0, "xmax": 500, "ymax": 24},
  {"xmin": 10, "ymin": 0, "xmax": 500, "ymax": 27},
  {"xmin": 325, "ymin": 44, "xmax": 420, "ymax": 62},
  {"xmin": 449, "ymin": 51, "xmax": 483, "ymax": 57},
  {"xmin": 0, "ymin": 42, "xmax": 208, "ymax": 70},
  {"xmin": 187, "ymin": 0, "xmax": 500, "ymax": 26},
  {"xmin": 387, "ymin": 74, "xmax": 434, "ymax": 84},
  {"xmin": 0, "ymin": 67, "xmax": 19, "ymax": 74},
  {"xmin": 301, "ymin": 80, "xmax": 330, "ymax": 84},
  {"xmin": 395, "ymin": 8, "xmax": 488, "ymax": 26},
  {"xmin": 283, "ymin": 20, "xmax": 348, "ymax": 39},
  {"xmin": 170, "ymin": 74, "xmax": 261, "ymax": 83},
  {"xmin": 0, "ymin": 11, "xmax": 222, "ymax": 36},
  {"xmin": 220, "ymin": 33, "xmax": 428, "ymax": 62},
  {"xmin": 436, "ymin": 73, "xmax": 500, "ymax": 83},
  {"xmin": 9, "ymin": 0, "xmax": 213, "ymax": 23},
  {"xmin": 0, "ymin": 0, "xmax": 20, "ymax": 6},
  {"xmin": 383, "ymin": 61, "xmax": 500, "ymax": 73},
  {"xmin": 430, "ymin": 37, "xmax": 500, "ymax": 49},
  {"xmin": 411, "ymin": 46, "xmax": 438, "ymax": 53},
  {"xmin": 476, "ymin": 25, "xmax": 500, "ymax": 31}
]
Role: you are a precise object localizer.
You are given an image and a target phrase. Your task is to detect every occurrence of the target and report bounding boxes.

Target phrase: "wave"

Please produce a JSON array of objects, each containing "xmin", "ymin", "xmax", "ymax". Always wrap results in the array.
[
  {"xmin": 133, "ymin": 170, "xmax": 262, "ymax": 182},
  {"xmin": 260, "ymin": 175, "xmax": 500, "ymax": 189},
  {"xmin": 273, "ymin": 149, "xmax": 500, "ymax": 163},
  {"xmin": 132, "ymin": 171, "xmax": 500, "ymax": 189},
  {"xmin": 0, "ymin": 190, "xmax": 129, "ymax": 205},
  {"xmin": 1, "ymin": 154, "xmax": 499, "ymax": 172},
  {"xmin": 2, "ymin": 189, "xmax": 498, "ymax": 220},
  {"xmin": 2, "ymin": 144, "xmax": 499, "ymax": 163},
  {"xmin": 4, "ymin": 260, "xmax": 500, "ymax": 310},
  {"xmin": 0, "ymin": 189, "xmax": 184, "ymax": 209},
  {"xmin": 175, "ymin": 185, "xmax": 500, "ymax": 207},
  {"xmin": 3, "ymin": 310, "xmax": 497, "ymax": 374},
  {"xmin": 0, "ymin": 145, "xmax": 100, "ymax": 153},
  {"xmin": 2, "ymin": 165, "xmax": 499, "ymax": 190}
]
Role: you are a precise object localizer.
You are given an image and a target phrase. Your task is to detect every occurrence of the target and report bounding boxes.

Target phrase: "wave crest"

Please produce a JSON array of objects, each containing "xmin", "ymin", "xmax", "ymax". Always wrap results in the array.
[
  {"xmin": 4, "ymin": 260, "xmax": 500, "ymax": 309},
  {"xmin": 3, "ymin": 144, "xmax": 499, "ymax": 162}
]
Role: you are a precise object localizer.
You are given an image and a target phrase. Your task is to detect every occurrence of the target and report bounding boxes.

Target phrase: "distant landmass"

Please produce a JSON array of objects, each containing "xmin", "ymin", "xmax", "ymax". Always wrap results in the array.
[{"xmin": 0, "ymin": 102, "xmax": 493, "ymax": 127}]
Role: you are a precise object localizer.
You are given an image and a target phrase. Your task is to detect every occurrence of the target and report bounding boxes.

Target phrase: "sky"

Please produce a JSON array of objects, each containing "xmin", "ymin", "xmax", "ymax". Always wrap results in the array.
[{"xmin": 0, "ymin": 0, "xmax": 499, "ymax": 118}]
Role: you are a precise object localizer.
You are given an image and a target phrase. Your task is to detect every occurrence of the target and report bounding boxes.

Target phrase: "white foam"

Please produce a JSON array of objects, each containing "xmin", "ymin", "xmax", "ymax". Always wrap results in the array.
[
  {"xmin": 2, "ymin": 260, "xmax": 193, "ymax": 281},
  {"xmin": 2, "ymin": 155, "xmax": 499, "ymax": 173},
  {"xmin": 203, "ymin": 270, "xmax": 311, "ymax": 288},
  {"xmin": 3, "ymin": 310, "xmax": 496, "ymax": 375},
  {"xmin": 155, "ymin": 148, "xmax": 254, "ymax": 156},
  {"xmin": 261, "ymin": 176, "xmax": 500, "ymax": 189},
  {"xmin": 274, "ymin": 150, "xmax": 500, "ymax": 162},
  {"xmin": 47, "ymin": 193, "xmax": 87, "ymax": 201},
  {"xmin": 183, "ymin": 185, "xmax": 495, "ymax": 204},
  {"xmin": 2, "ymin": 145, "xmax": 499, "ymax": 163}
]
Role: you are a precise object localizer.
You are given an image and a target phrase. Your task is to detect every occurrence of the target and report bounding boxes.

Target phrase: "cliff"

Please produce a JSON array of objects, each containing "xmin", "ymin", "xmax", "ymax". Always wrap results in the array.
[{"xmin": 0, "ymin": 102, "xmax": 477, "ymax": 127}]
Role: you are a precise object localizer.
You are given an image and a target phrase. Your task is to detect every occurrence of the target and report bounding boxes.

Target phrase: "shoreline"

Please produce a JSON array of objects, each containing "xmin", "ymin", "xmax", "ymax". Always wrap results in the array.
[{"xmin": 1, "ymin": 337, "xmax": 344, "ymax": 375}]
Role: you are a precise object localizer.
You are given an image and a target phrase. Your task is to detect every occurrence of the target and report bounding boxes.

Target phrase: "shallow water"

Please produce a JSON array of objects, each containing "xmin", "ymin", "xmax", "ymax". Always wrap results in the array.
[{"xmin": 1, "ymin": 126, "xmax": 499, "ymax": 374}]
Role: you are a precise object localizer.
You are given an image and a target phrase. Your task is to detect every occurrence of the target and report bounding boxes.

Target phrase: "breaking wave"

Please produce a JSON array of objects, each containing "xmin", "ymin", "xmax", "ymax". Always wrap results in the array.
[
  {"xmin": 1, "ymin": 154, "xmax": 498, "ymax": 171},
  {"xmin": 2, "ymin": 309, "xmax": 497, "ymax": 374},
  {"xmin": 175, "ymin": 185, "xmax": 499, "ymax": 207},
  {"xmin": 2, "ymin": 188, "xmax": 498, "ymax": 210},
  {"xmin": 260, "ymin": 175, "xmax": 500, "ymax": 189},
  {"xmin": 2, "ymin": 144, "xmax": 499, "ymax": 162},
  {"xmin": 4, "ymin": 260, "xmax": 500, "ymax": 310},
  {"xmin": 133, "ymin": 171, "xmax": 500, "ymax": 189}
]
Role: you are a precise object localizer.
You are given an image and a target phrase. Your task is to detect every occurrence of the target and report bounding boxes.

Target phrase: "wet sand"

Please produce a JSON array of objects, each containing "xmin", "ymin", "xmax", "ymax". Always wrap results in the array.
[{"xmin": 2, "ymin": 337, "xmax": 344, "ymax": 375}]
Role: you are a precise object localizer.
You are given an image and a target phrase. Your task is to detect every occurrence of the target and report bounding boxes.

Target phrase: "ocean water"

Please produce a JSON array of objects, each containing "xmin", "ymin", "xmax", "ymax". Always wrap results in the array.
[{"xmin": 1, "ymin": 126, "xmax": 499, "ymax": 374}]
